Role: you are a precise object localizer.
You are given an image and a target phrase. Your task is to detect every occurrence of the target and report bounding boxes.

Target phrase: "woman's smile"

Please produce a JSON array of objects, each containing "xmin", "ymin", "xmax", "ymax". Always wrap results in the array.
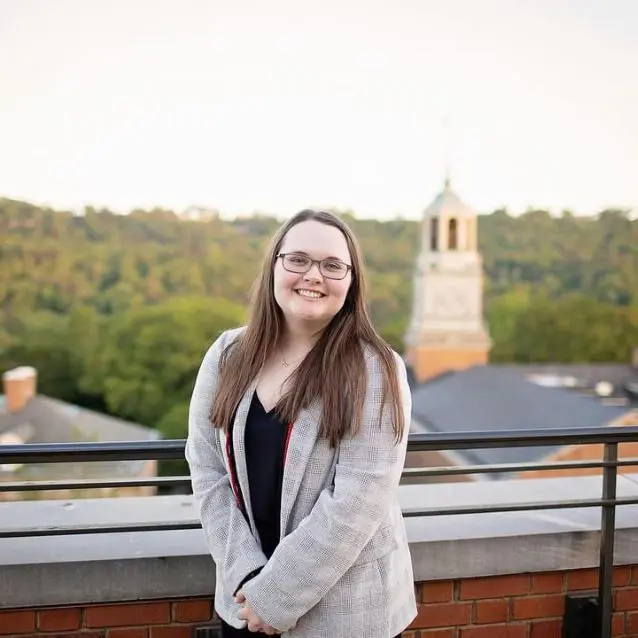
[{"xmin": 294, "ymin": 288, "xmax": 325, "ymax": 299}]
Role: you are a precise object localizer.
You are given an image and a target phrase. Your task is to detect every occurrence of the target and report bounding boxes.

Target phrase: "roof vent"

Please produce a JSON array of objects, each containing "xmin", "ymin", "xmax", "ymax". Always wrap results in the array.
[
  {"xmin": 595, "ymin": 381, "xmax": 614, "ymax": 397},
  {"xmin": 528, "ymin": 374, "xmax": 578, "ymax": 388}
]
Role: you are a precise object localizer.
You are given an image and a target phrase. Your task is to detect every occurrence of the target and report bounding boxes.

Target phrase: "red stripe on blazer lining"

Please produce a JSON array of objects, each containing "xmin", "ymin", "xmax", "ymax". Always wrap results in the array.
[{"xmin": 225, "ymin": 430, "xmax": 244, "ymax": 510}]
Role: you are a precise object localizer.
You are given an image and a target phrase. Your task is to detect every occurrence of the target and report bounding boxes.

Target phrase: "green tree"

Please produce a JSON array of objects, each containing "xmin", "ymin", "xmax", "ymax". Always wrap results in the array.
[{"xmin": 88, "ymin": 296, "xmax": 245, "ymax": 427}]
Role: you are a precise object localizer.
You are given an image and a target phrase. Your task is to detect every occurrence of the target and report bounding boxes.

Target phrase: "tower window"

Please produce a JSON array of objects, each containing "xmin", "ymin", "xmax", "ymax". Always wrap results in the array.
[
  {"xmin": 430, "ymin": 217, "xmax": 439, "ymax": 251},
  {"xmin": 448, "ymin": 218, "xmax": 458, "ymax": 250}
]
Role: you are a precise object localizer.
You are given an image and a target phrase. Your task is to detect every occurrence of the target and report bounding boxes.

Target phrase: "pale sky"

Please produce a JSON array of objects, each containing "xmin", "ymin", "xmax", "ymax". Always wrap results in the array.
[{"xmin": 0, "ymin": 0, "xmax": 636, "ymax": 220}]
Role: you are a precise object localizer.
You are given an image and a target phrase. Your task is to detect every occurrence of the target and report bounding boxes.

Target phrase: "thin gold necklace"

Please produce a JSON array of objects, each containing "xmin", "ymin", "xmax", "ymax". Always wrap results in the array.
[{"xmin": 280, "ymin": 350, "xmax": 306, "ymax": 368}]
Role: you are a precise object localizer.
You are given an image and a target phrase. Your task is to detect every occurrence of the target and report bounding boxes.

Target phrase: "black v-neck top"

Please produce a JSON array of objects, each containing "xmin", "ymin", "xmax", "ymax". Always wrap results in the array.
[{"xmin": 244, "ymin": 392, "xmax": 289, "ymax": 558}]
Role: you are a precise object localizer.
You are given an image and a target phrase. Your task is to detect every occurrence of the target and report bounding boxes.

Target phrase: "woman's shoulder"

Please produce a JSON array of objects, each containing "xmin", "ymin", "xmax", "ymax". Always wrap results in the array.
[
  {"xmin": 218, "ymin": 325, "xmax": 247, "ymax": 347},
  {"xmin": 361, "ymin": 341, "xmax": 407, "ymax": 379},
  {"xmin": 201, "ymin": 326, "xmax": 247, "ymax": 366},
  {"xmin": 362, "ymin": 341, "xmax": 405, "ymax": 366}
]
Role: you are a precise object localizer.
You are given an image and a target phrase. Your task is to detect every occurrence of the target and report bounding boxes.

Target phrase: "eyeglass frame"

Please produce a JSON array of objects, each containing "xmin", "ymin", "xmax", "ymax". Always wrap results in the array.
[{"xmin": 276, "ymin": 252, "xmax": 353, "ymax": 280}]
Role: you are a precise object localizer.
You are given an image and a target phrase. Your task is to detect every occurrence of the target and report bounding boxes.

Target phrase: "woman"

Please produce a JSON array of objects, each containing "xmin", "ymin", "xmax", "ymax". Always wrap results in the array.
[{"xmin": 186, "ymin": 209, "xmax": 416, "ymax": 637}]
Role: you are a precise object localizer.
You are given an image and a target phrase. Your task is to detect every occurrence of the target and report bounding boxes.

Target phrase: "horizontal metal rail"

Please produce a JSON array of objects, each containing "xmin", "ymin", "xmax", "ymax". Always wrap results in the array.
[
  {"xmin": 0, "ymin": 476, "xmax": 192, "ymax": 492},
  {"xmin": 2, "ymin": 425, "xmax": 638, "ymax": 465},
  {"xmin": 6, "ymin": 459, "xmax": 638, "ymax": 492},
  {"xmin": 0, "ymin": 521, "xmax": 203, "ymax": 538},
  {"xmin": 402, "ymin": 496, "xmax": 638, "ymax": 517},
  {"xmin": 0, "ymin": 439, "xmax": 185, "ymax": 464},
  {"xmin": 406, "ymin": 426, "xmax": 638, "ymax": 450},
  {"xmin": 402, "ymin": 457, "xmax": 638, "ymax": 478}
]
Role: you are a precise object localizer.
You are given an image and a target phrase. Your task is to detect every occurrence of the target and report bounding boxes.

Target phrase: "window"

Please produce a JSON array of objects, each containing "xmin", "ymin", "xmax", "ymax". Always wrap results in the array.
[
  {"xmin": 430, "ymin": 217, "xmax": 439, "ymax": 251},
  {"xmin": 448, "ymin": 218, "xmax": 458, "ymax": 250}
]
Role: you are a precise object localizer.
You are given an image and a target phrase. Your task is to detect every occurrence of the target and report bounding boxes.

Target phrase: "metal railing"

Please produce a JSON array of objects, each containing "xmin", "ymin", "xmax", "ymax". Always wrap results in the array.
[{"xmin": 2, "ymin": 425, "xmax": 638, "ymax": 638}]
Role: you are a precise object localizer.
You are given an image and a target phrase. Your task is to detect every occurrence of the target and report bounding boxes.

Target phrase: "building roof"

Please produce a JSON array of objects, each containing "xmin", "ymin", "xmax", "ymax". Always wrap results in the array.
[
  {"xmin": 490, "ymin": 363, "xmax": 638, "ymax": 403},
  {"xmin": 423, "ymin": 179, "xmax": 476, "ymax": 219},
  {"xmin": 0, "ymin": 395, "xmax": 159, "ymax": 480},
  {"xmin": 410, "ymin": 365, "xmax": 630, "ymax": 474}
]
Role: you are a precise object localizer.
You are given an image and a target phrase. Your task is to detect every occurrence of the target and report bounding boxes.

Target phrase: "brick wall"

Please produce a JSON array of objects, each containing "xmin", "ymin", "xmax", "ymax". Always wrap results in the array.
[
  {"xmin": 2, "ymin": 567, "xmax": 638, "ymax": 638},
  {"xmin": 405, "ymin": 567, "xmax": 638, "ymax": 638},
  {"xmin": 0, "ymin": 600, "xmax": 215, "ymax": 638}
]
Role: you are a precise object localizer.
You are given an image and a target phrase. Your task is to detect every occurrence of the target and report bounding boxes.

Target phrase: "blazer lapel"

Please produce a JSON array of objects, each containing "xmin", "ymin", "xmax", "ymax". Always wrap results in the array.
[
  {"xmin": 279, "ymin": 398, "xmax": 322, "ymax": 537},
  {"xmin": 232, "ymin": 379, "xmax": 258, "ymax": 533}
]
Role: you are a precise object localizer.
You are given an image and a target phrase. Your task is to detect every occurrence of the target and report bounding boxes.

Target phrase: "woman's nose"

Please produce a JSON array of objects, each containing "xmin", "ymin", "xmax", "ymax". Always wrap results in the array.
[{"xmin": 303, "ymin": 263, "xmax": 323, "ymax": 282}]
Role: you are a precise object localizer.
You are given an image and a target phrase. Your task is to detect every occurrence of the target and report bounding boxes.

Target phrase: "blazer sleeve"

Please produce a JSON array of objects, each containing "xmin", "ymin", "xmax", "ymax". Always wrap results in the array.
[
  {"xmin": 185, "ymin": 330, "xmax": 268, "ymax": 597},
  {"xmin": 240, "ymin": 350, "xmax": 411, "ymax": 631}
]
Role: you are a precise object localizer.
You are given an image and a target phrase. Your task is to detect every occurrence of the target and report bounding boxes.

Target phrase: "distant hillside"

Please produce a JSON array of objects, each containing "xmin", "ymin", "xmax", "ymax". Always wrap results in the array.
[{"xmin": 1, "ymin": 198, "xmax": 637, "ymax": 361}]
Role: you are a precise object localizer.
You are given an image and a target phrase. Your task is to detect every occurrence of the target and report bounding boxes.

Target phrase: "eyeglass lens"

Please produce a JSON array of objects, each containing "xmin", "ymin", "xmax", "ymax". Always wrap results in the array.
[{"xmin": 282, "ymin": 254, "xmax": 348, "ymax": 279}]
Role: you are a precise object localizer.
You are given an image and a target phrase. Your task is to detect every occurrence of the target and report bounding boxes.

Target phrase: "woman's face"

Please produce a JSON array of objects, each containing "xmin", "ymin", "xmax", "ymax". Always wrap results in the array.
[{"xmin": 273, "ymin": 220, "xmax": 353, "ymax": 330}]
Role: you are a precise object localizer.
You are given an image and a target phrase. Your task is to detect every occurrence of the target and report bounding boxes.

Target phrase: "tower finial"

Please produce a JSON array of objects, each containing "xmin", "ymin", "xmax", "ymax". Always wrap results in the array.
[{"xmin": 442, "ymin": 114, "xmax": 452, "ymax": 191}]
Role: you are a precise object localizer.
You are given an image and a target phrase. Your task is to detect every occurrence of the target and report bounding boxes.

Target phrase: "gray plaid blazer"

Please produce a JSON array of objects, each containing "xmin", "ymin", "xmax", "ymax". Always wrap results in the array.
[{"xmin": 185, "ymin": 328, "xmax": 417, "ymax": 637}]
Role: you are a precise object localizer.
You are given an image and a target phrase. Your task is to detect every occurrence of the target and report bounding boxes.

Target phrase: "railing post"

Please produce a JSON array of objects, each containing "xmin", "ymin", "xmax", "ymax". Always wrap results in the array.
[{"xmin": 598, "ymin": 442, "xmax": 618, "ymax": 638}]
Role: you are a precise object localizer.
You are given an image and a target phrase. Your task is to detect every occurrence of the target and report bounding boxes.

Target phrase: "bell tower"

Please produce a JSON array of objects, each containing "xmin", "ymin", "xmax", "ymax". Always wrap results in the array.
[{"xmin": 405, "ymin": 179, "xmax": 491, "ymax": 383}]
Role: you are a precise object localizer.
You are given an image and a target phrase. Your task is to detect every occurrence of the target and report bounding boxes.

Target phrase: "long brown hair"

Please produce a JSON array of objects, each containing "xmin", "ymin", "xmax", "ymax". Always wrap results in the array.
[{"xmin": 210, "ymin": 209, "xmax": 405, "ymax": 447}]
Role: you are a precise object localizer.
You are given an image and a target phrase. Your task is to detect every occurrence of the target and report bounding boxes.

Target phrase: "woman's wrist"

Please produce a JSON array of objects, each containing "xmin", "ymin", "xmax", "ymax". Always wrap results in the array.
[{"xmin": 233, "ymin": 566, "xmax": 264, "ymax": 596}]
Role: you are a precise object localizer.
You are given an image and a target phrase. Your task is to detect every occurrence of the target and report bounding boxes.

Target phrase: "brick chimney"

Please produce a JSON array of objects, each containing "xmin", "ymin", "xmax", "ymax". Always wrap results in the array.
[{"xmin": 2, "ymin": 366, "xmax": 37, "ymax": 413}]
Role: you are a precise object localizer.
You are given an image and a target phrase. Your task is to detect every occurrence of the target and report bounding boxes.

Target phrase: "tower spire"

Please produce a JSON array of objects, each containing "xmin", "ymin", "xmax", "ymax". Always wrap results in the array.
[{"xmin": 442, "ymin": 114, "xmax": 452, "ymax": 191}]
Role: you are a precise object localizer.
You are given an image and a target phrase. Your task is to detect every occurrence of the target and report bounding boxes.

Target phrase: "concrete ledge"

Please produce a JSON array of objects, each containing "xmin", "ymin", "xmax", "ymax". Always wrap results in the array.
[
  {"xmin": 2, "ymin": 473, "xmax": 638, "ymax": 609},
  {"xmin": 0, "ymin": 553, "xmax": 213, "ymax": 610}
]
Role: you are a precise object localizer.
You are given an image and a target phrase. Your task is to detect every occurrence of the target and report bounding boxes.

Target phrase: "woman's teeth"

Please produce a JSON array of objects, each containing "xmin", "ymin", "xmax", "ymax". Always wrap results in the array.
[{"xmin": 296, "ymin": 289, "xmax": 323, "ymax": 298}]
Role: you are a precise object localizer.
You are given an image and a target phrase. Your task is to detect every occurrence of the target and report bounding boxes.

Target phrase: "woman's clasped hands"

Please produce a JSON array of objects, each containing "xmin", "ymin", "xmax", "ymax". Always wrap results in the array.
[{"xmin": 235, "ymin": 591, "xmax": 280, "ymax": 635}]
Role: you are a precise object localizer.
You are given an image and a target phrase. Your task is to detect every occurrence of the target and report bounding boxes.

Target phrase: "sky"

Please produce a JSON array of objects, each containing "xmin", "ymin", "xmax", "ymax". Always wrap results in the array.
[{"xmin": 0, "ymin": 0, "xmax": 636, "ymax": 220}]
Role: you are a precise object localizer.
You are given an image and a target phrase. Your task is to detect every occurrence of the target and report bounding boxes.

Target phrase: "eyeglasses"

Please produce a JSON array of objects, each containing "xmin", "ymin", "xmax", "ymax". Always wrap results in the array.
[{"xmin": 277, "ymin": 253, "xmax": 352, "ymax": 280}]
